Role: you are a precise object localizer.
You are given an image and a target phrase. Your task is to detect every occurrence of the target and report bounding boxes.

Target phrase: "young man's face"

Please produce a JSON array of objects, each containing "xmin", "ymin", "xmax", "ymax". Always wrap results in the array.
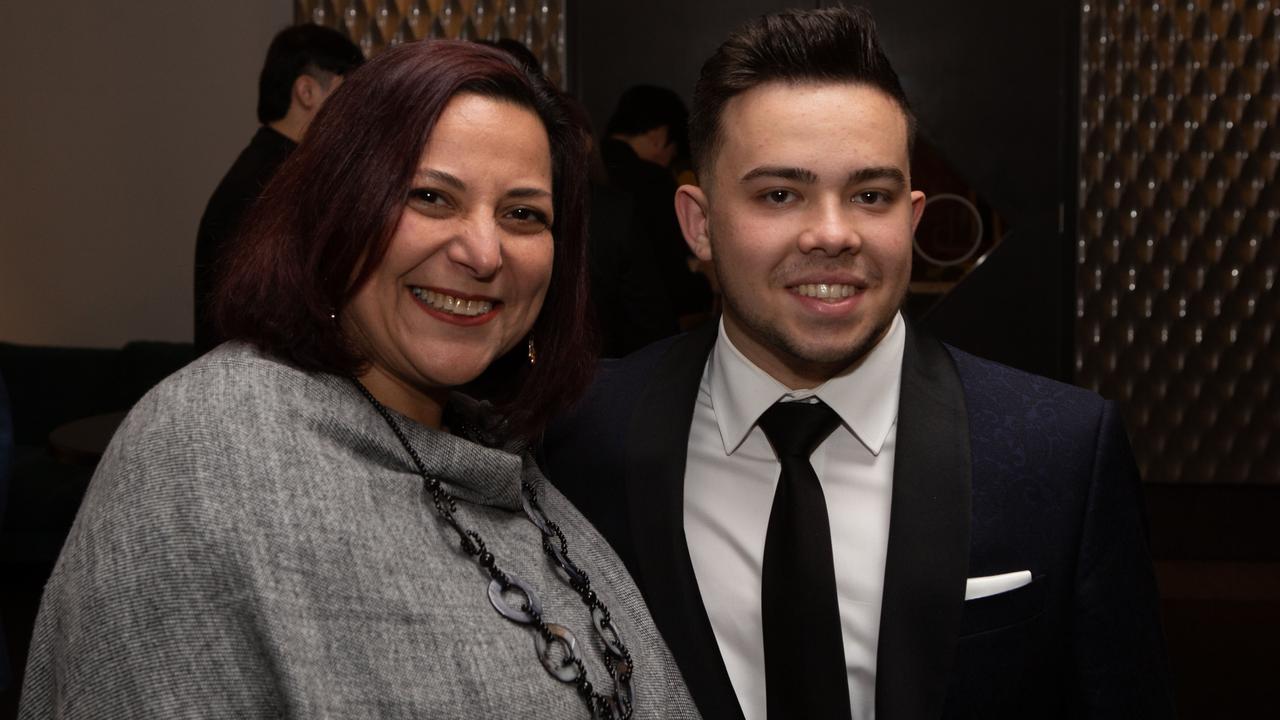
[{"xmin": 676, "ymin": 81, "xmax": 925, "ymax": 388}]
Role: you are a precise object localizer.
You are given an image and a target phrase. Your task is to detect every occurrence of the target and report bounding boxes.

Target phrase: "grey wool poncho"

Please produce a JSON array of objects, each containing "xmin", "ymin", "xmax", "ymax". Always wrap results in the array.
[{"xmin": 19, "ymin": 343, "xmax": 700, "ymax": 719}]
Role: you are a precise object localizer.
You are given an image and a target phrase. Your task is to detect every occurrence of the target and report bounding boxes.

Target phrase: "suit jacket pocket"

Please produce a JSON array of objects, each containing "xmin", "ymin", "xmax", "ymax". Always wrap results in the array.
[{"xmin": 958, "ymin": 575, "xmax": 1046, "ymax": 636}]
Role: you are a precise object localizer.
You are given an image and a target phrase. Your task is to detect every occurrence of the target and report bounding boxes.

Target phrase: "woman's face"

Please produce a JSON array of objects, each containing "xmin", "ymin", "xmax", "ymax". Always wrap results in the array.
[{"xmin": 344, "ymin": 93, "xmax": 555, "ymax": 427}]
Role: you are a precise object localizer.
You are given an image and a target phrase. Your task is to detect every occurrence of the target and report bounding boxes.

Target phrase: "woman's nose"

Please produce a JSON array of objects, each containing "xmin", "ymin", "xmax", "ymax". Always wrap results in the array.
[{"xmin": 448, "ymin": 219, "xmax": 503, "ymax": 278}]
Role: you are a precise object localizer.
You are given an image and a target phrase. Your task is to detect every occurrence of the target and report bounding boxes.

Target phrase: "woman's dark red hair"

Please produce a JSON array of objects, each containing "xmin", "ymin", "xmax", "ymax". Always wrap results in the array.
[{"xmin": 214, "ymin": 40, "xmax": 594, "ymax": 438}]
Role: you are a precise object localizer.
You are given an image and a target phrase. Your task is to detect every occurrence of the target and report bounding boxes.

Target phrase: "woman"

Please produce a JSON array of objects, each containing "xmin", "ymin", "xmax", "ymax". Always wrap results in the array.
[{"xmin": 19, "ymin": 41, "xmax": 699, "ymax": 719}]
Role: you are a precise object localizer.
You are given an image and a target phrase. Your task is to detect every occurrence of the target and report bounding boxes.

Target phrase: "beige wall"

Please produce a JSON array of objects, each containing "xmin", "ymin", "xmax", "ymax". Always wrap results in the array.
[{"xmin": 0, "ymin": 1, "xmax": 292, "ymax": 348}]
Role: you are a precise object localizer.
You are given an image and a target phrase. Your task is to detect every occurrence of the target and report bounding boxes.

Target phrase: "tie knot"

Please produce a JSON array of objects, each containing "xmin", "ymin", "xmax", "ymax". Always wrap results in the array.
[{"xmin": 757, "ymin": 400, "xmax": 842, "ymax": 459}]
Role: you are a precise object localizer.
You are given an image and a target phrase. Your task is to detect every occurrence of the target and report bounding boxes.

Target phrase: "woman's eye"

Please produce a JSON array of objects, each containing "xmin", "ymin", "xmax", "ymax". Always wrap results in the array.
[
  {"xmin": 408, "ymin": 188, "xmax": 457, "ymax": 218},
  {"xmin": 408, "ymin": 188, "xmax": 446, "ymax": 206},
  {"xmin": 503, "ymin": 206, "xmax": 551, "ymax": 233}
]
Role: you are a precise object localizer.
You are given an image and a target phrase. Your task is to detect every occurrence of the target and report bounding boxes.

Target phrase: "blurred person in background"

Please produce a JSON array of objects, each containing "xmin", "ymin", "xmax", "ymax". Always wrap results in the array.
[
  {"xmin": 603, "ymin": 85, "xmax": 712, "ymax": 329},
  {"xmin": 193, "ymin": 24, "xmax": 363, "ymax": 354},
  {"xmin": 561, "ymin": 96, "xmax": 678, "ymax": 358}
]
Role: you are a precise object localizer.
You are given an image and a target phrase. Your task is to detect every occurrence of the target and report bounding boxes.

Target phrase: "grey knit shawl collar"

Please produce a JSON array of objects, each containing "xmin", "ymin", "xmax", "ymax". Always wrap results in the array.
[{"xmin": 308, "ymin": 367, "xmax": 530, "ymax": 512}]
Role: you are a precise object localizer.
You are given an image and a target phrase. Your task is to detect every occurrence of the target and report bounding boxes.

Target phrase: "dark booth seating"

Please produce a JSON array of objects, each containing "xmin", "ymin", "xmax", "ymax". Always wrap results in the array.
[{"xmin": 0, "ymin": 339, "xmax": 195, "ymax": 714}]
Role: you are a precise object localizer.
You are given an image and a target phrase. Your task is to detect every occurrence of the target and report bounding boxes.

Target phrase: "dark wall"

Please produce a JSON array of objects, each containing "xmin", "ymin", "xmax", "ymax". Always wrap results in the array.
[
  {"xmin": 854, "ymin": 1, "xmax": 1074, "ymax": 231},
  {"xmin": 850, "ymin": 0, "xmax": 1078, "ymax": 381},
  {"xmin": 571, "ymin": 0, "xmax": 796, "ymax": 134},
  {"xmin": 573, "ymin": 0, "xmax": 1078, "ymax": 379}
]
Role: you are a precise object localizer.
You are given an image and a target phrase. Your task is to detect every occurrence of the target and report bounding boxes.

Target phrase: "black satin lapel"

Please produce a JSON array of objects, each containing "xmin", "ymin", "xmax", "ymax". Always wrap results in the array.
[
  {"xmin": 875, "ymin": 326, "xmax": 972, "ymax": 720},
  {"xmin": 624, "ymin": 321, "xmax": 746, "ymax": 720}
]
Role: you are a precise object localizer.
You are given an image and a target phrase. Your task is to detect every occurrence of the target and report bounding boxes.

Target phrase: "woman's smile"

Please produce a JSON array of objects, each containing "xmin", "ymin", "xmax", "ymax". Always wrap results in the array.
[{"xmin": 409, "ymin": 286, "xmax": 501, "ymax": 324}]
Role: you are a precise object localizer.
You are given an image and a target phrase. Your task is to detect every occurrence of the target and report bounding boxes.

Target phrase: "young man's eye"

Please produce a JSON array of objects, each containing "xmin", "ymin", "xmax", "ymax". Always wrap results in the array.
[
  {"xmin": 761, "ymin": 189, "xmax": 797, "ymax": 205},
  {"xmin": 854, "ymin": 190, "xmax": 890, "ymax": 204}
]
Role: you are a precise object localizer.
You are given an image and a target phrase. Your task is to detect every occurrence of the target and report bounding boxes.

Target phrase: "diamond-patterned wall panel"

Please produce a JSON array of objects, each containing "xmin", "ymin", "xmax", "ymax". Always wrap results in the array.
[
  {"xmin": 1078, "ymin": 1, "xmax": 1280, "ymax": 484},
  {"xmin": 295, "ymin": 0, "xmax": 568, "ymax": 87}
]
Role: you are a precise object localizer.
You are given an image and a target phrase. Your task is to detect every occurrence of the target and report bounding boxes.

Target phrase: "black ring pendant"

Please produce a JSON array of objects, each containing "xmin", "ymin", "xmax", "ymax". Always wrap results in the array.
[
  {"xmin": 592, "ymin": 607, "xmax": 627, "ymax": 658},
  {"xmin": 350, "ymin": 379, "xmax": 635, "ymax": 718},
  {"xmin": 614, "ymin": 657, "xmax": 636, "ymax": 707},
  {"xmin": 549, "ymin": 543, "xmax": 588, "ymax": 585},
  {"xmin": 488, "ymin": 574, "xmax": 542, "ymax": 624},
  {"xmin": 521, "ymin": 491, "xmax": 551, "ymax": 534},
  {"xmin": 535, "ymin": 623, "xmax": 583, "ymax": 682}
]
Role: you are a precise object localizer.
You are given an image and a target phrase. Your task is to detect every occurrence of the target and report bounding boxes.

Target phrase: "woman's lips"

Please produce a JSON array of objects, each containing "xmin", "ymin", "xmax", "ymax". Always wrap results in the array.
[{"xmin": 410, "ymin": 286, "xmax": 502, "ymax": 324}]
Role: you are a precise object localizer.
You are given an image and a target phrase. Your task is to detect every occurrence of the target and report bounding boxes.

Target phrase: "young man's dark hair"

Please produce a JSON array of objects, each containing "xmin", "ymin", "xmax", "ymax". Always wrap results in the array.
[
  {"xmin": 688, "ymin": 5, "xmax": 916, "ymax": 177},
  {"xmin": 257, "ymin": 24, "xmax": 365, "ymax": 124}
]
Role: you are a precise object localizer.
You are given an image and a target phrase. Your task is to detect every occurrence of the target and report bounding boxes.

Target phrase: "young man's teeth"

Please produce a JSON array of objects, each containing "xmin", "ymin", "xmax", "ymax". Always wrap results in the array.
[
  {"xmin": 794, "ymin": 283, "xmax": 855, "ymax": 299},
  {"xmin": 411, "ymin": 288, "xmax": 493, "ymax": 316}
]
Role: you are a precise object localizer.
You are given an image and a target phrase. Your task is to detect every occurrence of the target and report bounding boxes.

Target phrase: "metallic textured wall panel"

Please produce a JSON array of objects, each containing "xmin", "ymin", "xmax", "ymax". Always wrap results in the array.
[
  {"xmin": 1079, "ymin": 1, "xmax": 1280, "ymax": 484},
  {"xmin": 295, "ymin": 0, "xmax": 568, "ymax": 87}
]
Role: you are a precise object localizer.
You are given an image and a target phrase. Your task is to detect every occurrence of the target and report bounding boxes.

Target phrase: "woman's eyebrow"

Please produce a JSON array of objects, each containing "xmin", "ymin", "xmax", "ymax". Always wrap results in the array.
[
  {"xmin": 507, "ymin": 187, "xmax": 552, "ymax": 199},
  {"xmin": 414, "ymin": 168, "xmax": 550, "ymax": 199},
  {"xmin": 414, "ymin": 168, "xmax": 466, "ymax": 190}
]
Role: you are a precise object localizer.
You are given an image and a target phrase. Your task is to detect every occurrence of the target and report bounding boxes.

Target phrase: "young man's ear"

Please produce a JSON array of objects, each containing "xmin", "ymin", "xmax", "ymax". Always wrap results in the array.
[
  {"xmin": 674, "ymin": 184, "xmax": 712, "ymax": 262},
  {"xmin": 909, "ymin": 189, "xmax": 927, "ymax": 232}
]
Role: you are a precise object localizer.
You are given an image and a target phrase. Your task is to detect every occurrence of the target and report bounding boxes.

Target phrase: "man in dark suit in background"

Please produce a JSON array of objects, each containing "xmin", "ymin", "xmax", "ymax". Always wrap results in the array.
[
  {"xmin": 602, "ymin": 85, "xmax": 712, "ymax": 326},
  {"xmin": 193, "ymin": 24, "xmax": 362, "ymax": 354},
  {"xmin": 543, "ymin": 7, "xmax": 1173, "ymax": 719}
]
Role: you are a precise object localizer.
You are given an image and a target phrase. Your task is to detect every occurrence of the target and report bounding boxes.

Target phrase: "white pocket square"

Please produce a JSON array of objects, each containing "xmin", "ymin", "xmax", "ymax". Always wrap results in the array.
[{"xmin": 964, "ymin": 570, "xmax": 1033, "ymax": 601}]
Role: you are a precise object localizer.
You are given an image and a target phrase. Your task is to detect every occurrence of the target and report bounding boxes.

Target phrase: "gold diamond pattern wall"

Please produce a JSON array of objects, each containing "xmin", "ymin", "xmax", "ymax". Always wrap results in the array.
[
  {"xmin": 294, "ymin": 0, "xmax": 567, "ymax": 86},
  {"xmin": 1078, "ymin": 1, "xmax": 1279, "ymax": 483}
]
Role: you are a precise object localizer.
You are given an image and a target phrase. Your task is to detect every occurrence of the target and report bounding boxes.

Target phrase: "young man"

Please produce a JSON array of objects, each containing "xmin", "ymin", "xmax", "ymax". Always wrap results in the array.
[
  {"xmin": 193, "ymin": 24, "xmax": 362, "ymax": 354},
  {"xmin": 543, "ymin": 7, "xmax": 1172, "ymax": 719}
]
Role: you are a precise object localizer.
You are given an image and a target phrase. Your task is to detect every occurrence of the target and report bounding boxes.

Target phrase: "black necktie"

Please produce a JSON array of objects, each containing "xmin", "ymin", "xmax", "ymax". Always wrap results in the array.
[{"xmin": 757, "ymin": 400, "xmax": 851, "ymax": 720}]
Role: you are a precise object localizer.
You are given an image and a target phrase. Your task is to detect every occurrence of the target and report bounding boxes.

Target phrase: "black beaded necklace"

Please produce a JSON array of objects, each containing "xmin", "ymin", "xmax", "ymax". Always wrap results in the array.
[{"xmin": 353, "ymin": 380, "xmax": 636, "ymax": 718}]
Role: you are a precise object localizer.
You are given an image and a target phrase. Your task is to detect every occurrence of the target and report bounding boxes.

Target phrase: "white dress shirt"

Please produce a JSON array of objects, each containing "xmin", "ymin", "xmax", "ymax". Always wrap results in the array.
[{"xmin": 683, "ymin": 313, "xmax": 906, "ymax": 720}]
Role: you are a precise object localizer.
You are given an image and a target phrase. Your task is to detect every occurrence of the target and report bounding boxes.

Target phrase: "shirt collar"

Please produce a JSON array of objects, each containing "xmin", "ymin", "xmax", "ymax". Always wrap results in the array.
[{"xmin": 708, "ymin": 313, "xmax": 906, "ymax": 456}]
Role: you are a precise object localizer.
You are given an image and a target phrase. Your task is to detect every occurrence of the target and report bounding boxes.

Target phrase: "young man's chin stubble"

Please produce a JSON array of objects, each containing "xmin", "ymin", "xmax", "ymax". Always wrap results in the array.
[{"xmin": 722, "ymin": 283, "xmax": 906, "ymax": 386}]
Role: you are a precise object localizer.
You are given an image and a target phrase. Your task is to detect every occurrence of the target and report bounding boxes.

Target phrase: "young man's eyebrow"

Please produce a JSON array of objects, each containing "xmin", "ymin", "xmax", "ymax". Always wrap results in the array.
[
  {"xmin": 849, "ymin": 166, "xmax": 907, "ymax": 187},
  {"xmin": 739, "ymin": 166, "xmax": 818, "ymax": 184},
  {"xmin": 739, "ymin": 165, "xmax": 908, "ymax": 188}
]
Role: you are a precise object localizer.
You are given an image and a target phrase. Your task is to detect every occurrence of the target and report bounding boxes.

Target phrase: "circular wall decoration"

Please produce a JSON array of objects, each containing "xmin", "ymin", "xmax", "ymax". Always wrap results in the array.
[{"xmin": 913, "ymin": 193, "xmax": 984, "ymax": 268}]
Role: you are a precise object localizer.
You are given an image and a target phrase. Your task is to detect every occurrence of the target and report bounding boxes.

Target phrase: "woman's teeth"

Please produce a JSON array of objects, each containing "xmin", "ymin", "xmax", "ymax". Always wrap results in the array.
[
  {"xmin": 411, "ymin": 288, "xmax": 494, "ymax": 317},
  {"xmin": 793, "ymin": 283, "xmax": 856, "ymax": 300}
]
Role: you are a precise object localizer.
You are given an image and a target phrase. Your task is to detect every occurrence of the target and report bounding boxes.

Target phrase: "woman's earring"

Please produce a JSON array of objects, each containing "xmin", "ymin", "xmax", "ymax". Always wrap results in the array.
[{"xmin": 527, "ymin": 337, "xmax": 537, "ymax": 366}]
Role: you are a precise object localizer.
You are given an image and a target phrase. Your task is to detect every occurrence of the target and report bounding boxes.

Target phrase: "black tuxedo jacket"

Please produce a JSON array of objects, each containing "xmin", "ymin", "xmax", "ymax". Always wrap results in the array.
[{"xmin": 542, "ymin": 322, "xmax": 1174, "ymax": 719}]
